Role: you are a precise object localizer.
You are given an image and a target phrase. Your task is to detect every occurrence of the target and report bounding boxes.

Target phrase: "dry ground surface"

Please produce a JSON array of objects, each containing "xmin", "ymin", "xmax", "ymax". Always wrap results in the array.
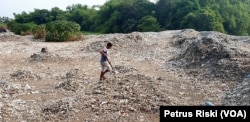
[{"xmin": 0, "ymin": 29, "xmax": 250, "ymax": 121}]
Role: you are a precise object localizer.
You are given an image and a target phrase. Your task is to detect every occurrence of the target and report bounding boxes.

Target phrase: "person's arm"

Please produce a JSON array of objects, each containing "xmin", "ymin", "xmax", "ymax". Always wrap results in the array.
[
  {"xmin": 99, "ymin": 49, "xmax": 111, "ymax": 63},
  {"xmin": 99, "ymin": 49, "xmax": 106, "ymax": 56}
]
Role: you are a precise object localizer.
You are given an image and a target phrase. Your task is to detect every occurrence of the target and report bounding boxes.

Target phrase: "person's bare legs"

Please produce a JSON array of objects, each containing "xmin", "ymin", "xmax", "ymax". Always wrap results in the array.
[
  {"xmin": 100, "ymin": 69, "xmax": 110, "ymax": 81},
  {"xmin": 100, "ymin": 72, "xmax": 104, "ymax": 81}
]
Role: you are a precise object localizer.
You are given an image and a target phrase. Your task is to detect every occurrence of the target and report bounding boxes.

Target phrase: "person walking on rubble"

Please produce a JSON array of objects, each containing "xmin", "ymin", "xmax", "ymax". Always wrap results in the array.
[{"xmin": 99, "ymin": 42, "xmax": 113, "ymax": 81}]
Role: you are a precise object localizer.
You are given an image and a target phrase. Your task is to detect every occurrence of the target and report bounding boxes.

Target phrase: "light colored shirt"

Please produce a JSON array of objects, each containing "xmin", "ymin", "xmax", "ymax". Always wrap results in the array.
[{"xmin": 100, "ymin": 46, "xmax": 108, "ymax": 62}]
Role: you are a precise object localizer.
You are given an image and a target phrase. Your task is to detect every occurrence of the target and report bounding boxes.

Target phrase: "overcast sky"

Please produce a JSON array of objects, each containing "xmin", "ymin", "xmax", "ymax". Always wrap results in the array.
[
  {"xmin": 1, "ymin": 0, "xmax": 157, "ymax": 19},
  {"xmin": 0, "ymin": 0, "xmax": 109, "ymax": 19}
]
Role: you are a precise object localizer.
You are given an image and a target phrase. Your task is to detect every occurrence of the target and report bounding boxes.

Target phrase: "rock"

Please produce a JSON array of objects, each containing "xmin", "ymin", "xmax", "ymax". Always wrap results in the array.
[
  {"xmin": 41, "ymin": 47, "xmax": 48, "ymax": 53},
  {"xmin": 100, "ymin": 101, "xmax": 108, "ymax": 106},
  {"xmin": 119, "ymin": 99, "xmax": 128, "ymax": 104},
  {"xmin": 24, "ymin": 84, "xmax": 32, "ymax": 92},
  {"xmin": 0, "ymin": 28, "xmax": 7, "ymax": 33}
]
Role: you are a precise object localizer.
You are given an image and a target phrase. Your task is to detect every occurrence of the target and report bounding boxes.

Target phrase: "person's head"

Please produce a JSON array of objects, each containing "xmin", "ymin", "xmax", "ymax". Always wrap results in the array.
[{"xmin": 107, "ymin": 42, "xmax": 113, "ymax": 49}]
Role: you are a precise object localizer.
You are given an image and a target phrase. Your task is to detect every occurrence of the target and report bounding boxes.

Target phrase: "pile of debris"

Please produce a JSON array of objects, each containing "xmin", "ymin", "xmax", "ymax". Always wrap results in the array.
[
  {"xmin": 0, "ymin": 32, "xmax": 27, "ymax": 42},
  {"xmin": 224, "ymin": 77, "xmax": 250, "ymax": 105},
  {"xmin": 10, "ymin": 70, "xmax": 41, "ymax": 81},
  {"xmin": 40, "ymin": 73, "xmax": 169, "ymax": 121},
  {"xmin": 29, "ymin": 48, "xmax": 64, "ymax": 62},
  {"xmin": 0, "ymin": 80, "xmax": 37, "ymax": 99},
  {"xmin": 172, "ymin": 31, "xmax": 250, "ymax": 82},
  {"xmin": 113, "ymin": 65, "xmax": 138, "ymax": 74},
  {"xmin": 41, "ymin": 98, "xmax": 76, "ymax": 121},
  {"xmin": 55, "ymin": 69, "xmax": 88, "ymax": 92}
]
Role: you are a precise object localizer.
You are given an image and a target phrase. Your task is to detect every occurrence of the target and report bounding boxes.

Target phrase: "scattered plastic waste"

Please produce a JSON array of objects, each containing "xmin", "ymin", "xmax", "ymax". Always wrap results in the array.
[{"xmin": 205, "ymin": 101, "xmax": 214, "ymax": 106}]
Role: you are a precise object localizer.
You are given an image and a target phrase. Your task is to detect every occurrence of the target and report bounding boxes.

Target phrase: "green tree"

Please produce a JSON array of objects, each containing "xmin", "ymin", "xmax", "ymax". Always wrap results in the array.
[
  {"xmin": 31, "ymin": 9, "xmax": 50, "ymax": 25},
  {"xmin": 14, "ymin": 11, "xmax": 32, "ymax": 23},
  {"xmin": 214, "ymin": 0, "xmax": 250, "ymax": 35},
  {"xmin": 66, "ymin": 4, "xmax": 97, "ymax": 31},
  {"xmin": 94, "ymin": 0, "xmax": 155, "ymax": 33},
  {"xmin": 155, "ymin": 0, "xmax": 174, "ymax": 29},
  {"xmin": 137, "ymin": 15, "xmax": 160, "ymax": 32},
  {"xmin": 8, "ymin": 0, "xmax": 250, "ymax": 35},
  {"xmin": 50, "ymin": 7, "xmax": 65, "ymax": 21},
  {"xmin": 181, "ymin": 8, "xmax": 224, "ymax": 32},
  {"xmin": 168, "ymin": 0, "xmax": 200, "ymax": 29}
]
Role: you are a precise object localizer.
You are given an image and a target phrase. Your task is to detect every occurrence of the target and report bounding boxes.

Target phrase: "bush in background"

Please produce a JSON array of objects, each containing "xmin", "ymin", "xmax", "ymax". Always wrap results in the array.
[
  {"xmin": 7, "ymin": 22, "xmax": 37, "ymax": 35},
  {"xmin": 45, "ymin": 20, "xmax": 82, "ymax": 42},
  {"xmin": 32, "ymin": 24, "xmax": 45, "ymax": 39},
  {"xmin": 0, "ymin": 23, "xmax": 8, "ymax": 32},
  {"xmin": 0, "ymin": 23, "xmax": 7, "ymax": 29}
]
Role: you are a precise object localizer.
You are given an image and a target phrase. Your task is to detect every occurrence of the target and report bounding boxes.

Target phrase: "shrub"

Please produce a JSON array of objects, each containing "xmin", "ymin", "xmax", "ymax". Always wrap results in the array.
[
  {"xmin": 32, "ymin": 25, "xmax": 45, "ymax": 39},
  {"xmin": 0, "ymin": 23, "xmax": 7, "ymax": 29},
  {"xmin": 0, "ymin": 23, "xmax": 8, "ymax": 32},
  {"xmin": 8, "ymin": 22, "xmax": 37, "ymax": 35},
  {"xmin": 45, "ymin": 20, "xmax": 82, "ymax": 42},
  {"xmin": 21, "ymin": 31, "xmax": 32, "ymax": 36}
]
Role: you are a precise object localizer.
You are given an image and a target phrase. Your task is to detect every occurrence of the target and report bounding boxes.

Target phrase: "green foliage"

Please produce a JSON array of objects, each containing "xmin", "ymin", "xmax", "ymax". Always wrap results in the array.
[
  {"xmin": 96, "ymin": 10, "xmax": 122, "ymax": 33},
  {"xmin": 50, "ymin": 7, "xmax": 65, "ymax": 21},
  {"xmin": 45, "ymin": 20, "xmax": 82, "ymax": 42},
  {"xmin": 7, "ymin": 22, "xmax": 37, "ymax": 35},
  {"xmin": 167, "ymin": 0, "xmax": 200, "ymax": 29},
  {"xmin": 10, "ymin": 0, "xmax": 250, "ymax": 35},
  {"xmin": 14, "ymin": 11, "xmax": 32, "ymax": 23},
  {"xmin": 6, "ymin": 21, "xmax": 16, "ymax": 31},
  {"xmin": 155, "ymin": 0, "xmax": 173, "ymax": 29},
  {"xmin": 95, "ymin": 0, "xmax": 155, "ymax": 33},
  {"xmin": 137, "ymin": 15, "xmax": 160, "ymax": 32},
  {"xmin": 181, "ymin": 8, "xmax": 224, "ymax": 32},
  {"xmin": 155, "ymin": 0, "xmax": 250, "ymax": 35},
  {"xmin": 121, "ymin": 18, "xmax": 137, "ymax": 33},
  {"xmin": 32, "ymin": 25, "xmax": 46, "ymax": 39},
  {"xmin": 66, "ymin": 4, "xmax": 97, "ymax": 31},
  {"xmin": 0, "ymin": 23, "xmax": 7, "ymax": 29},
  {"xmin": 31, "ymin": 9, "xmax": 50, "ymax": 24}
]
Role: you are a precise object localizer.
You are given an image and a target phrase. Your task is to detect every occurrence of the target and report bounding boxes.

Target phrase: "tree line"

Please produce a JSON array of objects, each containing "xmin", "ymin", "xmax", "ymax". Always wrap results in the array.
[{"xmin": 2, "ymin": 0, "xmax": 250, "ymax": 36}]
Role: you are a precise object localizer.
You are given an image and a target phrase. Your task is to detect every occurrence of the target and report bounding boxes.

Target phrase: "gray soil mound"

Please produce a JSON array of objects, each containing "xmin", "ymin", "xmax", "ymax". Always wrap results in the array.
[
  {"xmin": 10, "ymin": 70, "xmax": 41, "ymax": 81},
  {"xmin": 224, "ymin": 77, "xmax": 250, "ymax": 105},
  {"xmin": 0, "ymin": 32, "xmax": 27, "ymax": 42},
  {"xmin": 173, "ymin": 31, "xmax": 250, "ymax": 82},
  {"xmin": 29, "ymin": 52, "xmax": 64, "ymax": 62},
  {"xmin": 55, "ymin": 69, "xmax": 87, "ymax": 91},
  {"xmin": 42, "ymin": 73, "xmax": 169, "ymax": 121}
]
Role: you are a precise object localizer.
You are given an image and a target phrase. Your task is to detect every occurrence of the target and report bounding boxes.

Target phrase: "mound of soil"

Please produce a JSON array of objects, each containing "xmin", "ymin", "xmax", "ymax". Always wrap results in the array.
[
  {"xmin": 223, "ymin": 77, "xmax": 250, "ymax": 105},
  {"xmin": 173, "ymin": 31, "xmax": 250, "ymax": 82}
]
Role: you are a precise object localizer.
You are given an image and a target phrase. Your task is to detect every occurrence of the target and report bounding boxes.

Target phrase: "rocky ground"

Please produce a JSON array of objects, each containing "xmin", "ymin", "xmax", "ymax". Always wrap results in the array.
[{"xmin": 0, "ymin": 29, "xmax": 250, "ymax": 121}]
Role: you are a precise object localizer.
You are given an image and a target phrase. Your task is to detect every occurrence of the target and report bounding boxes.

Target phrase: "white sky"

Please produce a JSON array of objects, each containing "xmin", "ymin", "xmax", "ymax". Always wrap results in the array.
[
  {"xmin": 0, "ymin": 0, "xmax": 157, "ymax": 19},
  {"xmin": 0, "ymin": 0, "xmax": 109, "ymax": 19}
]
